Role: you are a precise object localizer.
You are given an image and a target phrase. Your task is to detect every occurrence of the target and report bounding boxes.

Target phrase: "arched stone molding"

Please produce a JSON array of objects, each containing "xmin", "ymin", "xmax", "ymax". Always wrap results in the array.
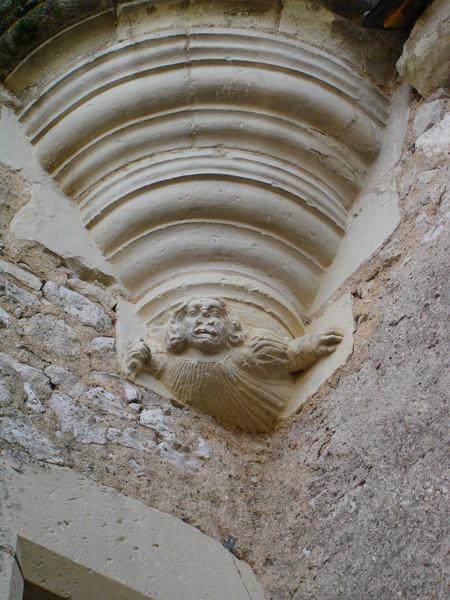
[{"xmin": 10, "ymin": 24, "xmax": 388, "ymax": 331}]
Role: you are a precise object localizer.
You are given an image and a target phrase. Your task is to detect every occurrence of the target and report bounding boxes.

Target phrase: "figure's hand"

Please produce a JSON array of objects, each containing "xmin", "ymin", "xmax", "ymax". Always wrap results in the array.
[
  {"xmin": 311, "ymin": 328, "xmax": 344, "ymax": 357},
  {"xmin": 125, "ymin": 338, "xmax": 151, "ymax": 379}
]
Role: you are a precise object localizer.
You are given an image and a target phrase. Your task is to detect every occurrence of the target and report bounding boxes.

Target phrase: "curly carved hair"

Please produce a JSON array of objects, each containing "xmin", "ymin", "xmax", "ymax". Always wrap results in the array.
[{"xmin": 166, "ymin": 297, "xmax": 246, "ymax": 354}]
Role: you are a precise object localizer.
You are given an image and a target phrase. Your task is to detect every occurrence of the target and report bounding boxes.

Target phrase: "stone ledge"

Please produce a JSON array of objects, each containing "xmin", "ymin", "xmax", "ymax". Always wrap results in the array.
[{"xmin": 0, "ymin": 458, "xmax": 264, "ymax": 599}]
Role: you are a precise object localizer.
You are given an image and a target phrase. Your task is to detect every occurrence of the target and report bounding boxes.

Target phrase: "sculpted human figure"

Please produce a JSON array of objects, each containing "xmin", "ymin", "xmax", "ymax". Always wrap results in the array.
[{"xmin": 125, "ymin": 297, "xmax": 343, "ymax": 432}]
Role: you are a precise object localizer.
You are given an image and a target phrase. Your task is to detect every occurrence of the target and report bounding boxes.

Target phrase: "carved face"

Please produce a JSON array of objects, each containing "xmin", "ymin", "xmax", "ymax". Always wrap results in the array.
[{"xmin": 182, "ymin": 297, "xmax": 228, "ymax": 353}]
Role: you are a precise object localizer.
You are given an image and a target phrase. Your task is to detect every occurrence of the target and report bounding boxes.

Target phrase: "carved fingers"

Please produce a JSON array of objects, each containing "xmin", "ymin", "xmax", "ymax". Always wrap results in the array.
[
  {"xmin": 312, "ymin": 328, "xmax": 344, "ymax": 356},
  {"xmin": 125, "ymin": 338, "xmax": 151, "ymax": 378}
]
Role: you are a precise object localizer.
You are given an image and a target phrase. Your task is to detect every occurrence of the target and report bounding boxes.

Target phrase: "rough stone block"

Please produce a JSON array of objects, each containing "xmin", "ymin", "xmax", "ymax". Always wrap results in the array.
[
  {"xmin": 413, "ymin": 98, "xmax": 448, "ymax": 139},
  {"xmin": 43, "ymin": 281, "xmax": 112, "ymax": 332},
  {"xmin": 67, "ymin": 278, "xmax": 117, "ymax": 310},
  {"xmin": 106, "ymin": 426, "xmax": 156, "ymax": 451},
  {"xmin": 0, "ymin": 259, "xmax": 42, "ymax": 291},
  {"xmin": 0, "ymin": 411, "xmax": 63, "ymax": 464},
  {"xmin": 0, "ymin": 277, "xmax": 40, "ymax": 317},
  {"xmin": 139, "ymin": 408, "xmax": 175, "ymax": 442},
  {"xmin": 17, "ymin": 314, "xmax": 81, "ymax": 358},
  {"xmin": 0, "ymin": 352, "xmax": 51, "ymax": 413},
  {"xmin": 88, "ymin": 336, "xmax": 115, "ymax": 356},
  {"xmin": 49, "ymin": 393, "xmax": 107, "ymax": 445},
  {"xmin": 0, "ymin": 306, "xmax": 10, "ymax": 328},
  {"xmin": 397, "ymin": 0, "xmax": 450, "ymax": 97},
  {"xmin": 415, "ymin": 112, "xmax": 450, "ymax": 157},
  {"xmin": 85, "ymin": 387, "xmax": 129, "ymax": 419},
  {"xmin": 44, "ymin": 364, "xmax": 85, "ymax": 399}
]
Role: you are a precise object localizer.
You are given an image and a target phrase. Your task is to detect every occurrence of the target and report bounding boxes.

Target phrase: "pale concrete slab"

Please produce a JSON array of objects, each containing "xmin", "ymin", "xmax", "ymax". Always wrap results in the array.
[{"xmin": 0, "ymin": 458, "xmax": 264, "ymax": 600}]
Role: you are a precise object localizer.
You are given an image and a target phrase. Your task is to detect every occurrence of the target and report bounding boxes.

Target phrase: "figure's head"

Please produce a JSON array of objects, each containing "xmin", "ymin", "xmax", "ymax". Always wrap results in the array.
[{"xmin": 166, "ymin": 297, "xmax": 246, "ymax": 354}]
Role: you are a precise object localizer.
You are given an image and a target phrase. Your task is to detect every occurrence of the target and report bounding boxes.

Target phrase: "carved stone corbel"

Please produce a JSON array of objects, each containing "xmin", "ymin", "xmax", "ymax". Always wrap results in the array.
[{"xmin": 124, "ymin": 297, "xmax": 343, "ymax": 432}]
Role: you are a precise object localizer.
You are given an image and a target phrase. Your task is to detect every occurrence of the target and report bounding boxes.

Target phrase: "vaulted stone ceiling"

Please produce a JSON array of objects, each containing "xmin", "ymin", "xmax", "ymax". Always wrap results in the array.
[{"xmin": 2, "ymin": 0, "xmax": 402, "ymax": 335}]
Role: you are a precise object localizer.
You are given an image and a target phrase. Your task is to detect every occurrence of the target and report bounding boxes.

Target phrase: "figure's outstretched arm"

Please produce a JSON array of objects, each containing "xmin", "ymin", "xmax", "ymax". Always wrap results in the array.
[
  {"xmin": 125, "ymin": 338, "xmax": 152, "ymax": 379},
  {"xmin": 287, "ymin": 328, "xmax": 343, "ymax": 372}
]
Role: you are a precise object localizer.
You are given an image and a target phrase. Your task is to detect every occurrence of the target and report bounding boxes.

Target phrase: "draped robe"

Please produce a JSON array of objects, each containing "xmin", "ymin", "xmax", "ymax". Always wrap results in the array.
[{"xmin": 147, "ymin": 330, "xmax": 299, "ymax": 432}]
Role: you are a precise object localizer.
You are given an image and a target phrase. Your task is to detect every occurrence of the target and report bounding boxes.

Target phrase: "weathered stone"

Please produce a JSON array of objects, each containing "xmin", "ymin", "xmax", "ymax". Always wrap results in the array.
[
  {"xmin": 194, "ymin": 438, "xmax": 212, "ymax": 460},
  {"xmin": 44, "ymin": 364, "xmax": 85, "ymax": 399},
  {"xmin": 0, "ymin": 305, "xmax": 10, "ymax": 328},
  {"xmin": 85, "ymin": 387, "xmax": 129, "ymax": 419},
  {"xmin": 0, "ymin": 411, "xmax": 63, "ymax": 464},
  {"xmin": 0, "ymin": 352, "xmax": 51, "ymax": 412},
  {"xmin": 415, "ymin": 113, "xmax": 450, "ymax": 157},
  {"xmin": 413, "ymin": 98, "xmax": 448, "ymax": 139},
  {"xmin": 0, "ymin": 259, "xmax": 42, "ymax": 290},
  {"xmin": 128, "ymin": 457, "xmax": 145, "ymax": 477},
  {"xmin": 0, "ymin": 548, "xmax": 23, "ymax": 600},
  {"xmin": 49, "ymin": 393, "xmax": 106, "ymax": 445},
  {"xmin": 139, "ymin": 408, "xmax": 175, "ymax": 442},
  {"xmin": 17, "ymin": 314, "xmax": 81, "ymax": 358},
  {"xmin": 158, "ymin": 442, "xmax": 201, "ymax": 473},
  {"xmin": 0, "ymin": 277, "xmax": 39, "ymax": 317},
  {"xmin": 397, "ymin": 0, "xmax": 450, "ymax": 97},
  {"xmin": 91, "ymin": 371, "xmax": 121, "ymax": 386},
  {"xmin": 88, "ymin": 336, "xmax": 115, "ymax": 356},
  {"xmin": 67, "ymin": 277, "xmax": 117, "ymax": 310},
  {"xmin": 106, "ymin": 426, "xmax": 156, "ymax": 451},
  {"xmin": 0, "ymin": 377, "xmax": 11, "ymax": 405},
  {"xmin": 0, "ymin": 459, "xmax": 264, "ymax": 600},
  {"xmin": 123, "ymin": 381, "xmax": 141, "ymax": 403},
  {"xmin": 43, "ymin": 281, "xmax": 112, "ymax": 332}
]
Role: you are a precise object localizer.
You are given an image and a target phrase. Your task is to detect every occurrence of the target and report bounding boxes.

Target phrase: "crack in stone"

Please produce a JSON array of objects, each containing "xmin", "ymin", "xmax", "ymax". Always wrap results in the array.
[{"xmin": 232, "ymin": 555, "xmax": 254, "ymax": 600}]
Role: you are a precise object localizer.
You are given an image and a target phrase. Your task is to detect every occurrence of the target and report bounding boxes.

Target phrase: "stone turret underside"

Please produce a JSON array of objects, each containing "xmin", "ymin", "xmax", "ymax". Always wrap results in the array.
[{"xmin": 3, "ymin": 1, "xmax": 398, "ymax": 336}]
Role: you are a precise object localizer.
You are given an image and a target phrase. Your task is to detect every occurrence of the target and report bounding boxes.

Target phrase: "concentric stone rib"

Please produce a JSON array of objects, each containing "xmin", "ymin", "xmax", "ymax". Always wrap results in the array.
[
  {"xmin": 29, "ymin": 86, "xmax": 376, "ymax": 183},
  {"xmin": 50, "ymin": 108, "xmax": 363, "ymax": 204},
  {"xmin": 86, "ymin": 178, "xmax": 342, "ymax": 265},
  {"xmin": 110, "ymin": 223, "xmax": 322, "ymax": 301},
  {"xmin": 135, "ymin": 269, "xmax": 305, "ymax": 337},
  {"xmin": 78, "ymin": 150, "xmax": 348, "ymax": 217},
  {"xmin": 108, "ymin": 218, "xmax": 326, "ymax": 266},
  {"xmin": 18, "ymin": 30, "xmax": 388, "ymax": 136}
]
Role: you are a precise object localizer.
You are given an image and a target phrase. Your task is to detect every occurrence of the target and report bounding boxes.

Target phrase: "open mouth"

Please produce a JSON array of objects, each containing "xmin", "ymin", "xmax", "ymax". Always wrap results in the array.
[{"xmin": 193, "ymin": 327, "xmax": 217, "ymax": 338}]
